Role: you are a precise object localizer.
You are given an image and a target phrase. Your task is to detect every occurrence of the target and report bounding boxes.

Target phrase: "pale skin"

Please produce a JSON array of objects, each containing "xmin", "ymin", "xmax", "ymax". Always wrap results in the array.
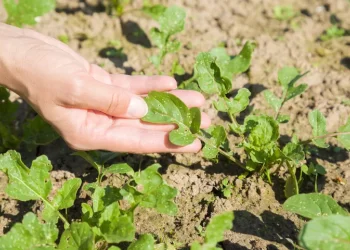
[{"xmin": 0, "ymin": 23, "xmax": 210, "ymax": 153}]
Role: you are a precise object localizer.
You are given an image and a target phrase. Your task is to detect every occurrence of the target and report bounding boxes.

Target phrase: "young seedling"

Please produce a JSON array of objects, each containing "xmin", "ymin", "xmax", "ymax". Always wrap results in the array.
[
  {"xmin": 320, "ymin": 25, "xmax": 346, "ymax": 41},
  {"xmin": 142, "ymin": 59, "xmax": 350, "ymax": 198},
  {"xmin": 273, "ymin": 5, "xmax": 297, "ymax": 21},
  {"xmin": 0, "ymin": 150, "xmax": 178, "ymax": 249},
  {"xmin": 3, "ymin": 0, "xmax": 56, "ymax": 27},
  {"xmin": 219, "ymin": 177, "xmax": 234, "ymax": 198},
  {"xmin": 148, "ymin": 6, "xmax": 186, "ymax": 73},
  {"xmin": 283, "ymin": 193, "xmax": 350, "ymax": 249},
  {"xmin": 108, "ymin": 0, "xmax": 132, "ymax": 16},
  {"xmin": 191, "ymin": 212, "xmax": 234, "ymax": 250}
]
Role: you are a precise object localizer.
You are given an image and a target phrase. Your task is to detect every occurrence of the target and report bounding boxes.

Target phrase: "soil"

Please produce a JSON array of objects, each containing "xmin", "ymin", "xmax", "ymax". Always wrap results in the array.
[{"xmin": 0, "ymin": 0, "xmax": 350, "ymax": 249}]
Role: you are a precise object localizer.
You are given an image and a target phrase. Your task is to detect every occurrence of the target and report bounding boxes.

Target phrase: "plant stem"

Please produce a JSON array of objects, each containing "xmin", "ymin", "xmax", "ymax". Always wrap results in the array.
[
  {"xmin": 178, "ymin": 75, "xmax": 197, "ymax": 89},
  {"xmin": 196, "ymin": 135, "xmax": 247, "ymax": 170},
  {"xmin": 301, "ymin": 131, "xmax": 350, "ymax": 145},
  {"xmin": 42, "ymin": 198, "xmax": 70, "ymax": 228},
  {"xmin": 286, "ymin": 161, "xmax": 299, "ymax": 195}
]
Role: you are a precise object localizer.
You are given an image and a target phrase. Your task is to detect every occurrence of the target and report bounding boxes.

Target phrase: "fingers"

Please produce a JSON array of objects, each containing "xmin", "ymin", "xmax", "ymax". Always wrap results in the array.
[
  {"xmin": 96, "ymin": 127, "xmax": 202, "ymax": 153},
  {"xmin": 113, "ymin": 112, "xmax": 211, "ymax": 131},
  {"xmin": 168, "ymin": 90, "xmax": 206, "ymax": 107},
  {"xmin": 110, "ymin": 73, "xmax": 177, "ymax": 94},
  {"xmin": 65, "ymin": 74, "xmax": 148, "ymax": 118}
]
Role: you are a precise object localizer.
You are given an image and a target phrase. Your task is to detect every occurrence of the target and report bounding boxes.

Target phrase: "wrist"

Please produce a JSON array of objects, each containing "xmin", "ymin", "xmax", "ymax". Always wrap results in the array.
[{"xmin": 0, "ymin": 24, "xmax": 26, "ymax": 94}]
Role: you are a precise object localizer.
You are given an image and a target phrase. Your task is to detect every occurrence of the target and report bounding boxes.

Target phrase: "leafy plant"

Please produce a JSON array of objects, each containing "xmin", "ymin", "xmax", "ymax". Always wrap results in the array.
[
  {"xmin": 148, "ymin": 6, "xmax": 186, "ymax": 73},
  {"xmin": 273, "ymin": 5, "xmax": 297, "ymax": 21},
  {"xmin": 0, "ymin": 150, "xmax": 178, "ymax": 249},
  {"xmin": 284, "ymin": 193, "xmax": 350, "ymax": 249},
  {"xmin": 3, "ymin": 0, "xmax": 56, "ymax": 27},
  {"xmin": 179, "ymin": 41, "xmax": 256, "ymax": 90},
  {"xmin": 320, "ymin": 25, "xmax": 346, "ymax": 41},
  {"xmin": 107, "ymin": 0, "xmax": 132, "ymax": 16},
  {"xmin": 142, "ymin": 64, "xmax": 350, "ymax": 198},
  {"xmin": 191, "ymin": 212, "xmax": 234, "ymax": 250},
  {"xmin": 219, "ymin": 178, "xmax": 234, "ymax": 198}
]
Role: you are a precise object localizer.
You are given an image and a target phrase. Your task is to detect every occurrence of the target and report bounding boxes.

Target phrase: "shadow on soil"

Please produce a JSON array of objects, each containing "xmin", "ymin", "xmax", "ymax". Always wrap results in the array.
[
  {"xmin": 232, "ymin": 210, "xmax": 298, "ymax": 249},
  {"xmin": 56, "ymin": 0, "xmax": 106, "ymax": 15},
  {"xmin": 121, "ymin": 20, "xmax": 152, "ymax": 48}
]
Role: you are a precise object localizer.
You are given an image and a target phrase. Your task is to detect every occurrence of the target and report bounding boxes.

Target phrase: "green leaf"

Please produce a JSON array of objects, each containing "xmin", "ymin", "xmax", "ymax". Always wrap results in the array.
[
  {"xmin": 0, "ymin": 150, "xmax": 52, "ymax": 201},
  {"xmin": 142, "ymin": 4, "xmax": 166, "ymax": 21},
  {"xmin": 100, "ymin": 213, "xmax": 135, "ymax": 243},
  {"xmin": 128, "ymin": 234, "xmax": 155, "ymax": 250},
  {"xmin": 299, "ymin": 215, "xmax": 350, "ymax": 250},
  {"xmin": 103, "ymin": 163, "xmax": 134, "ymax": 176},
  {"xmin": 263, "ymin": 90, "xmax": 282, "ymax": 113},
  {"xmin": 22, "ymin": 116, "xmax": 59, "ymax": 146},
  {"xmin": 58, "ymin": 222, "xmax": 94, "ymax": 250},
  {"xmin": 171, "ymin": 59, "xmax": 185, "ymax": 76},
  {"xmin": 134, "ymin": 164, "xmax": 178, "ymax": 215},
  {"xmin": 277, "ymin": 67, "xmax": 308, "ymax": 102},
  {"xmin": 276, "ymin": 114, "xmax": 290, "ymax": 123},
  {"xmin": 53, "ymin": 178, "xmax": 81, "ymax": 209},
  {"xmin": 283, "ymin": 193, "xmax": 348, "ymax": 219},
  {"xmin": 209, "ymin": 47, "xmax": 231, "ymax": 80},
  {"xmin": 283, "ymin": 142, "xmax": 305, "ymax": 163},
  {"xmin": 4, "ymin": 0, "xmax": 56, "ymax": 27},
  {"xmin": 244, "ymin": 115, "xmax": 279, "ymax": 148},
  {"xmin": 284, "ymin": 175, "xmax": 298, "ymax": 198},
  {"xmin": 202, "ymin": 125, "xmax": 227, "ymax": 159},
  {"xmin": 285, "ymin": 84, "xmax": 308, "ymax": 101},
  {"xmin": 109, "ymin": 247, "xmax": 121, "ymax": 250},
  {"xmin": 309, "ymin": 110, "xmax": 328, "ymax": 148},
  {"xmin": 273, "ymin": 5, "xmax": 296, "ymax": 21},
  {"xmin": 134, "ymin": 164, "xmax": 163, "ymax": 193},
  {"xmin": 194, "ymin": 52, "xmax": 232, "ymax": 95},
  {"xmin": 214, "ymin": 88, "xmax": 251, "ymax": 115},
  {"xmin": 43, "ymin": 178, "xmax": 82, "ymax": 224},
  {"xmin": 0, "ymin": 212, "xmax": 58, "ymax": 249},
  {"xmin": 337, "ymin": 118, "xmax": 350, "ymax": 150},
  {"xmin": 142, "ymin": 91, "xmax": 200, "ymax": 146},
  {"xmin": 205, "ymin": 212, "xmax": 234, "ymax": 245},
  {"xmin": 158, "ymin": 6, "xmax": 186, "ymax": 36},
  {"xmin": 320, "ymin": 25, "xmax": 346, "ymax": 41},
  {"xmin": 227, "ymin": 41, "xmax": 256, "ymax": 76},
  {"xmin": 278, "ymin": 67, "xmax": 300, "ymax": 89}
]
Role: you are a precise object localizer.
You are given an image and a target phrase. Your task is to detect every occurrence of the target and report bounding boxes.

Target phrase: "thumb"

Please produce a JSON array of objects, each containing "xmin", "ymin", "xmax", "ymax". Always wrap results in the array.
[{"xmin": 66, "ymin": 75, "xmax": 148, "ymax": 118}]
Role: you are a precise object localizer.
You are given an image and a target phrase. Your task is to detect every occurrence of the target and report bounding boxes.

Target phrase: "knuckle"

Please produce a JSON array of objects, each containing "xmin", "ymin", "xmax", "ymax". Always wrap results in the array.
[
  {"xmin": 106, "ymin": 91, "xmax": 129, "ymax": 115},
  {"xmin": 65, "ymin": 76, "xmax": 85, "ymax": 106}
]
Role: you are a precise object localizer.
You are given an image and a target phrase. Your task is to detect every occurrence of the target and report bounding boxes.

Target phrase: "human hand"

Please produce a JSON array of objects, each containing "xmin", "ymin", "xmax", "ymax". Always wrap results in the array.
[{"xmin": 0, "ymin": 24, "xmax": 210, "ymax": 153}]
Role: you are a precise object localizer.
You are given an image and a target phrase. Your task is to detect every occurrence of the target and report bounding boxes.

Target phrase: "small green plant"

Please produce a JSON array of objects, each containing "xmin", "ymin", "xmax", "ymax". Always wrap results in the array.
[
  {"xmin": 219, "ymin": 178, "xmax": 234, "ymax": 198},
  {"xmin": 273, "ymin": 5, "xmax": 297, "ymax": 21},
  {"xmin": 320, "ymin": 25, "xmax": 346, "ymax": 41},
  {"xmin": 148, "ymin": 6, "xmax": 186, "ymax": 73},
  {"xmin": 3, "ymin": 0, "xmax": 56, "ymax": 27},
  {"xmin": 108, "ymin": 0, "xmax": 132, "ymax": 16},
  {"xmin": 58, "ymin": 35, "xmax": 69, "ymax": 44},
  {"xmin": 283, "ymin": 193, "xmax": 350, "ymax": 249},
  {"xmin": 191, "ymin": 212, "xmax": 234, "ymax": 250}
]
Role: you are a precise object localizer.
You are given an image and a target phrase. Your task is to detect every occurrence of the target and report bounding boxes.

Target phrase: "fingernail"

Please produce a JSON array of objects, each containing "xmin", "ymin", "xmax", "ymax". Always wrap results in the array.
[{"xmin": 127, "ymin": 96, "xmax": 148, "ymax": 118}]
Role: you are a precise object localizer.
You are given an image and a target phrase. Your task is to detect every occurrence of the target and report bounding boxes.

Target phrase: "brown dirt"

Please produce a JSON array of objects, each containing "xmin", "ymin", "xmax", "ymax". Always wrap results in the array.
[{"xmin": 0, "ymin": 0, "xmax": 350, "ymax": 249}]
